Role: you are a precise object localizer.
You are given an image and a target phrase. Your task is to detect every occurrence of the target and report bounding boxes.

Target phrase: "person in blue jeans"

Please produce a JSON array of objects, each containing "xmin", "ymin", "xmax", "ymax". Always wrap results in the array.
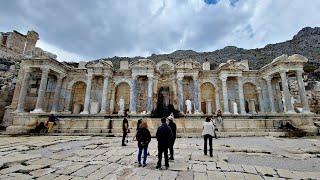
[{"xmin": 136, "ymin": 121, "xmax": 151, "ymax": 167}]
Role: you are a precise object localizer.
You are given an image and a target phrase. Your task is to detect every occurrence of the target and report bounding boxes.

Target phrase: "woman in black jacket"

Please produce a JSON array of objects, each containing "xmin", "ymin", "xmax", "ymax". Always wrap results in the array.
[{"xmin": 136, "ymin": 121, "xmax": 151, "ymax": 167}]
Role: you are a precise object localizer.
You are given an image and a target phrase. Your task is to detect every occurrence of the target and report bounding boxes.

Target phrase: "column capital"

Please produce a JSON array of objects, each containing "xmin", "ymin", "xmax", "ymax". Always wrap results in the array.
[
  {"xmin": 296, "ymin": 69, "xmax": 304, "ymax": 76},
  {"xmin": 41, "ymin": 66, "xmax": 50, "ymax": 74},
  {"xmin": 263, "ymin": 75, "xmax": 272, "ymax": 82},
  {"xmin": 192, "ymin": 74, "xmax": 198, "ymax": 80},
  {"xmin": 219, "ymin": 75, "xmax": 228, "ymax": 82},
  {"xmin": 177, "ymin": 74, "xmax": 184, "ymax": 80},
  {"xmin": 24, "ymin": 67, "xmax": 31, "ymax": 73},
  {"xmin": 147, "ymin": 74, "xmax": 154, "ymax": 79},
  {"xmin": 57, "ymin": 74, "xmax": 66, "ymax": 80}
]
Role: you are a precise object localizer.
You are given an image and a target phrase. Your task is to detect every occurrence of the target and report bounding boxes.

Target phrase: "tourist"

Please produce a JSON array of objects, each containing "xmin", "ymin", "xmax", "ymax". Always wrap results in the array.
[
  {"xmin": 156, "ymin": 117, "xmax": 173, "ymax": 169},
  {"xmin": 202, "ymin": 117, "xmax": 215, "ymax": 157},
  {"xmin": 136, "ymin": 121, "xmax": 151, "ymax": 167},
  {"xmin": 122, "ymin": 111, "xmax": 129, "ymax": 146},
  {"xmin": 167, "ymin": 114, "xmax": 176, "ymax": 160},
  {"xmin": 47, "ymin": 114, "xmax": 59, "ymax": 133},
  {"xmin": 133, "ymin": 119, "xmax": 142, "ymax": 141},
  {"xmin": 211, "ymin": 115, "xmax": 218, "ymax": 139}
]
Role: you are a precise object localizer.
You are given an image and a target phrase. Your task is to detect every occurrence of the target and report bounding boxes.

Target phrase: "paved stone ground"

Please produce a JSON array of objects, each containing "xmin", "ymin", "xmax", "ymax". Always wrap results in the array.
[{"xmin": 0, "ymin": 135, "xmax": 320, "ymax": 179}]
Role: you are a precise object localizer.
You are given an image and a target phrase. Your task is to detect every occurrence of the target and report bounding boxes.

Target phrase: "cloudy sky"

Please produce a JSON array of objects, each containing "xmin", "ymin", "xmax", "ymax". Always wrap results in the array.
[{"xmin": 1, "ymin": 0, "xmax": 320, "ymax": 61}]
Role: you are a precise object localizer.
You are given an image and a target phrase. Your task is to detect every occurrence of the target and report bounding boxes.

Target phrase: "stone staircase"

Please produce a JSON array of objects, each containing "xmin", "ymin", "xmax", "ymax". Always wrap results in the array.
[{"xmin": 5, "ymin": 113, "xmax": 319, "ymax": 137}]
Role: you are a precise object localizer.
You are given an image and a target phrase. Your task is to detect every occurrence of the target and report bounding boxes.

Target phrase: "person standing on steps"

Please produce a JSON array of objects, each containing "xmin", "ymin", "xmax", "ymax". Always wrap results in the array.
[
  {"xmin": 136, "ymin": 121, "xmax": 151, "ymax": 167},
  {"xmin": 202, "ymin": 117, "xmax": 215, "ymax": 157},
  {"xmin": 122, "ymin": 111, "xmax": 129, "ymax": 146},
  {"xmin": 156, "ymin": 117, "xmax": 173, "ymax": 170},
  {"xmin": 167, "ymin": 113, "xmax": 176, "ymax": 160}
]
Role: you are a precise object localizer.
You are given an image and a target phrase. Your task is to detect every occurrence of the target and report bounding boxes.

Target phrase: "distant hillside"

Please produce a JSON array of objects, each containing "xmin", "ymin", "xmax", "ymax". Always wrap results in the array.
[{"xmin": 95, "ymin": 27, "xmax": 320, "ymax": 70}]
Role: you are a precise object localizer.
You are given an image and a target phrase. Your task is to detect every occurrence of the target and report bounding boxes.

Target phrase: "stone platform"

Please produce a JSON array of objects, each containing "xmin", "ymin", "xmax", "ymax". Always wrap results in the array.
[
  {"xmin": 0, "ymin": 136, "xmax": 320, "ymax": 179},
  {"xmin": 5, "ymin": 113, "xmax": 319, "ymax": 137}
]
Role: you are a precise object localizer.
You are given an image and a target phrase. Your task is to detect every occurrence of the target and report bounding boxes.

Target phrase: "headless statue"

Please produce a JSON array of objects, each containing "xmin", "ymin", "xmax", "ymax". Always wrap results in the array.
[
  {"xmin": 185, "ymin": 99, "xmax": 192, "ymax": 114},
  {"xmin": 118, "ymin": 97, "xmax": 125, "ymax": 115}
]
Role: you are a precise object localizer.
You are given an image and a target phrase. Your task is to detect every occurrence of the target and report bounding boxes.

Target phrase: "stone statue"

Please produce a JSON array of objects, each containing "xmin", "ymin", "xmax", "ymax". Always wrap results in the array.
[
  {"xmin": 185, "ymin": 99, "xmax": 192, "ymax": 114},
  {"xmin": 281, "ymin": 92, "xmax": 286, "ymax": 112},
  {"xmin": 118, "ymin": 97, "xmax": 125, "ymax": 115},
  {"xmin": 233, "ymin": 101, "xmax": 238, "ymax": 114}
]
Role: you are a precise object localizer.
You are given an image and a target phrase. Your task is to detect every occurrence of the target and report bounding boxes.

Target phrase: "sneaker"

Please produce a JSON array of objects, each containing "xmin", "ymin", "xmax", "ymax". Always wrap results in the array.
[
  {"xmin": 165, "ymin": 166, "xmax": 169, "ymax": 170},
  {"xmin": 156, "ymin": 165, "xmax": 161, "ymax": 170},
  {"xmin": 143, "ymin": 164, "xmax": 147, "ymax": 167},
  {"xmin": 138, "ymin": 163, "xmax": 142, "ymax": 167},
  {"xmin": 122, "ymin": 144, "xmax": 127, "ymax": 146},
  {"xmin": 169, "ymin": 157, "xmax": 174, "ymax": 160}
]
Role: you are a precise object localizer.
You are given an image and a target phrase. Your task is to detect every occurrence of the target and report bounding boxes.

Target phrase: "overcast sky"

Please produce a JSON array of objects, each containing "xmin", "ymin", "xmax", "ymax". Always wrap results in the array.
[{"xmin": 1, "ymin": 0, "xmax": 320, "ymax": 61}]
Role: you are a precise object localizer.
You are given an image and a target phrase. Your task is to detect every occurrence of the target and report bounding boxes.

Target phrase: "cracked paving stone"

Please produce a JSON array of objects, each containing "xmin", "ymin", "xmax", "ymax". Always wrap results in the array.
[
  {"xmin": 29, "ymin": 167, "xmax": 56, "ymax": 177},
  {"xmin": 55, "ymin": 163, "xmax": 86, "ymax": 175},
  {"xmin": 192, "ymin": 163, "xmax": 206, "ymax": 172},
  {"xmin": 71, "ymin": 164, "xmax": 102, "ymax": 177},
  {"xmin": 207, "ymin": 171, "xmax": 226, "ymax": 180},
  {"xmin": 224, "ymin": 172, "xmax": 246, "ymax": 179},
  {"xmin": 176, "ymin": 171, "xmax": 194, "ymax": 180}
]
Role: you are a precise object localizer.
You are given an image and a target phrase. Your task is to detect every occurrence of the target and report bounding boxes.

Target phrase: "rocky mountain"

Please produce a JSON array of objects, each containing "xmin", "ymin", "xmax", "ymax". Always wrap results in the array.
[{"xmin": 96, "ymin": 27, "xmax": 320, "ymax": 71}]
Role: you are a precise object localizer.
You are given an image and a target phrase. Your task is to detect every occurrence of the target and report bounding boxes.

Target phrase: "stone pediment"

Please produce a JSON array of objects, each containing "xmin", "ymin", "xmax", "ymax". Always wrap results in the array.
[
  {"xmin": 156, "ymin": 61, "xmax": 175, "ymax": 74},
  {"xmin": 218, "ymin": 59, "xmax": 247, "ymax": 71},
  {"xmin": 175, "ymin": 60, "xmax": 201, "ymax": 69},
  {"xmin": 129, "ymin": 59, "xmax": 155, "ymax": 69},
  {"xmin": 270, "ymin": 54, "xmax": 307, "ymax": 65},
  {"xmin": 85, "ymin": 60, "xmax": 113, "ymax": 69}
]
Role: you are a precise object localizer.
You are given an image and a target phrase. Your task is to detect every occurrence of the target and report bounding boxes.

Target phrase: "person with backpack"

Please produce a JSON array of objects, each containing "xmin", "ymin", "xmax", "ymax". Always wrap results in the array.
[
  {"xmin": 202, "ymin": 117, "xmax": 215, "ymax": 157},
  {"xmin": 167, "ymin": 114, "xmax": 176, "ymax": 160},
  {"xmin": 136, "ymin": 121, "xmax": 151, "ymax": 167},
  {"xmin": 156, "ymin": 117, "xmax": 173, "ymax": 170}
]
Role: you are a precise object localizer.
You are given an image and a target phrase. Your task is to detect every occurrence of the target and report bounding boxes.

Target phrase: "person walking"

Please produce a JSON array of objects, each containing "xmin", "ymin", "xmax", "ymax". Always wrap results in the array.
[
  {"xmin": 156, "ymin": 117, "xmax": 173, "ymax": 170},
  {"xmin": 167, "ymin": 114, "xmax": 176, "ymax": 160},
  {"xmin": 122, "ymin": 111, "xmax": 129, "ymax": 146},
  {"xmin": 136, "ymin": 121, "xmax": 151, "ymax": 167},
  {"xmin": 202, "ymin": 117, "xmax": 215, "ymax": 157}
]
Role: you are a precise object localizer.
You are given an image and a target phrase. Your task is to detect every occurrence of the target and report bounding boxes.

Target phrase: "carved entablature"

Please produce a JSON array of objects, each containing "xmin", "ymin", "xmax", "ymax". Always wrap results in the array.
[
  {"xmin": 175, "ymin": 60, "xmax": 201, "ymax": 70},
  {"xmin": 260, "ymin": 54, "xmax": 308, "ymax": 77},
  {"xmin": 217, "ymin": 59, "xmax": 248, "ymax": 72},
  {"xmin": 129, "ymin": 59, "xmax": 155, "ymax": 70},
  {"xmin": 156, "ymin": 61, "xmax": 175, "ymax": 75},
  {"xmin": 85, "ymin": 60, "xmax": 113, "ymax": 76},
  {"xmin": 22, "ymin": 58, "xmax": 69, "ymax": 76}
]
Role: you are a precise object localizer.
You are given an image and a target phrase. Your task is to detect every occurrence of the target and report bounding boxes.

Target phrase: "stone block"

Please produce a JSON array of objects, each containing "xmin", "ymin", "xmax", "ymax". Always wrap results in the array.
[{"xmin": 120, "ymin": 61, "xmax": 129, "ymax": 70}]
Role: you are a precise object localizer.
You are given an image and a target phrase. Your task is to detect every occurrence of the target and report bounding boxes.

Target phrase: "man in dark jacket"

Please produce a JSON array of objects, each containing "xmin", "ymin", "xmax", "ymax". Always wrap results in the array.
[
  {"xmin": 167, "ymin": 114, "xmax": 177, "ymax": 160},
  {"xmin": 156, "ymin": 117, "xmax": 173, "ymax": 169},
  {"xmin": 122, "ymin": 111, "xmax": 129, "ymax": 146}
]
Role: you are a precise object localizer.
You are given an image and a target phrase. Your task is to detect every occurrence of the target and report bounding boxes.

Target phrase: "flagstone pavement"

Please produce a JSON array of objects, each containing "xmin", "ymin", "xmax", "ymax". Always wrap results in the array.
[{"xmin": 0, "ymin": 135, "xmax": 319, "ymax": 179}]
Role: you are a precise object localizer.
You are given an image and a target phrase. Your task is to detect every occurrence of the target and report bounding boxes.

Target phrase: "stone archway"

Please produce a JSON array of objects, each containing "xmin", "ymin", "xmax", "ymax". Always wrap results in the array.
[
  {"xmin": 70, "ymin": 81, "xmax": 86, "ymax": 114},
  {"xmin": 114, "ymin": 82, "xmax": 130, "ymax": 114},
  {"xmin": 200, "ymin": 82, "xmax": 216, "ymax": 115},
  {"xmin": 243, "ymin": 82, "xmax": 259, "ymax": 114}
]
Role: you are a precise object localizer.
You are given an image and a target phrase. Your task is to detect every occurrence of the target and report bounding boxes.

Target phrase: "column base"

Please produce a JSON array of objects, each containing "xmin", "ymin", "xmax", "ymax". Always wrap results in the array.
[
  {"xmin": 13, "ymin": 109, "xmax": 24, "ymax": 113},
  {"xmin": 50, "ymin": 111, "xmax": 58, "ymax": 114},
  {"xmin": 80, "ymin": 111, "xmax": 89, "ymax": 114},
  {"xmin": 30, "ymin": 109, "xmax": 45, "ymax": 114},
  {"xmin": 130, "ymin": 111, "xmax": 136, "ymax": 115},
  {"xmin": 302, "ymin": 110, "xmax": 313, "ymax": 114},
  {"xmin": 99, "ymin": 110, "xmax": 106, "ymax": 114},
  {"xmin": 285, "ymin": 110, "xmax": 296, "ymax": 114},
  {"xmin": 193, "ymin": 111, "xmax": 202, "ymax": 115},
  {"xmin": 223, "ymin": 111, "xmax": 231, "ymax": 115}
]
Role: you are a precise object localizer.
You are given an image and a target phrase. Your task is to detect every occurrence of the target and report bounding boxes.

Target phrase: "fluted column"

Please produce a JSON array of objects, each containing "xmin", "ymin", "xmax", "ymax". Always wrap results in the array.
[
  {"xmin": 130, "ymin": 75, "xmax": 138, "ymax": 114},
  {"xmin": 177, "ymin": 76, "xmax": 184, "ymax": 112},
  {"xmin": 215, "ymin": 88, "xmax": 221, "ymax": 112},
  {"xmin": 296, "ymin": 70, "xmax": 310, "ymax": 113},
  {"xmin": 193, "ymin": 76, "xmax": 201, "ymax": 114},
  {"xmin": 16, "ymin": 68, "xmax": 31, "ymax": 113},
  {"xmin": 280, "ymin": 71, "xmax": 294, "ymax": 113},
  {"xmin": 237, "ymin": 77, "xmax": 246, "ymax": 114},
  {"xmin": 147, "ymin": 76, "xmax": 154, "ymax": 114},
  {"xmin": 100, "ymin": 75, "xmax": 109, "ymax": 114},
  {"xmin": 109, "ymin": 88, "xmax": 115, "ymax": 114},
  {"xmin": 220, "ymin": 76, "xmax": 230, "ymax": 114},
  {"xmin": 257, "ymin": 87, "xmax": 264, "ymax": 113},
  {"xmin": 80, "ymin": 71, "xmax": 93, "ymax": 114},
  {"xmin": 31, "ymin": 67, "xmax": 49, "ymax": 113},
  {"xmin": 265, "ymin": 76, "xmax": 276, "ymax": 114},
  {"xmin": 51, "ymin": 75, "xmax": 64, "ymax": 113}
]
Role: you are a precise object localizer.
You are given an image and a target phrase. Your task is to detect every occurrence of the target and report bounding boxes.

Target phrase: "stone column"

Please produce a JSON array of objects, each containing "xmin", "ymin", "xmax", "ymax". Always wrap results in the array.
[
  {"xmin": 257, "ymin": 87, "xmax": 264, "ymax": 113},
  {"xmin": 50, "ymin": 75, "xmax": 64, "ymax": 113},
  {"xmin": 130, "ymin": 75, "xmax": 138, "ymax": 114},
  {"xmin": 31, "ymin": 67, "xmax": 49, "ymax": 113},
  {"xmin": 16, "ymin": 68, "xmax": 31, "ymax": 113},
  {"xmin": 193, "ymin": 77, "xmax": 201, "ymax": 114},
  {"xmin": 296, "ymin": 70, "xmax": 310, "ymax": 113},
  {"xmin": 215, "ymin": 88, "xmax": 220, "ymax": 112},
  {"xmin": 177, "ymin": 76, "xmax": 184, "ymax": 112},
  {"xmin": 100, "ymin": 75, "xmax": 109, "ymax": 114},
  {"xmin": 280, "ymin": 71, "xmax": 294, "ymax": 113},
  {"xmin": 220, "ymin": 76, "xmax": 230, "ymax": 114},
  {"xmin": 147, "ymin": 76, "xmax": 154, "ymax": 114},
  {"xmin": 237, "ymin": 77, "xmax": 246, "ymax": 114},
  {"xmin": 109, "ymin": 88, "xmax": 115, "ymax": 114},
  {"xmin": 80, "ymin": 72, "xmax": 93, "ymax": 114},
  {"xmin": 265, "ymin": 76, "xmax": 276, "ymax": 114}
]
